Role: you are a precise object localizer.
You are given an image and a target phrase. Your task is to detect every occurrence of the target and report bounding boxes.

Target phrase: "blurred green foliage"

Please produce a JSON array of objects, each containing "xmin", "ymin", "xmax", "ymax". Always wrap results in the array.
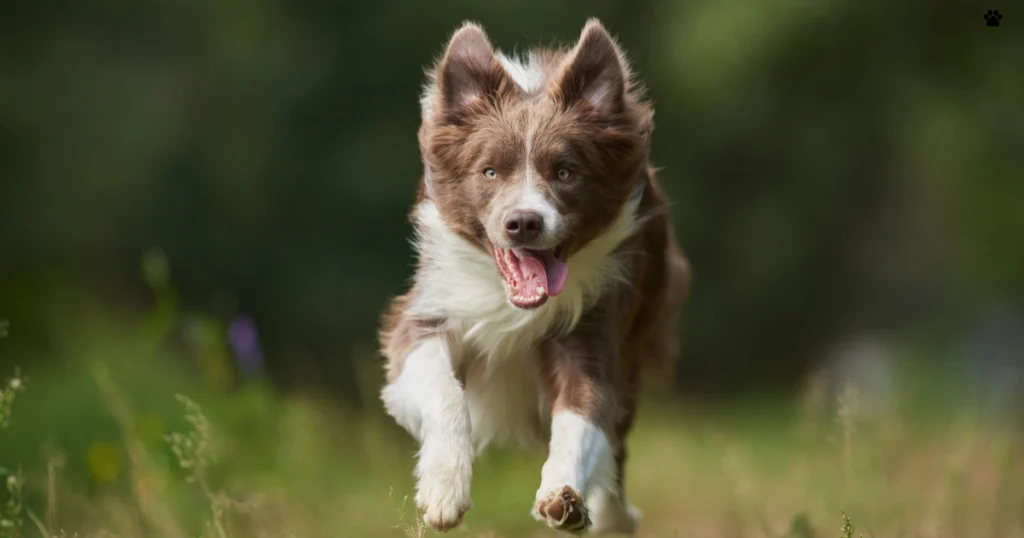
[
  {"xmin": 1, "ymin": 0, "xmax": 1022, "ymax": 399},
  {"xmin": 0, "ymin": 334, "xmax": 1020, "ymax": 537}
]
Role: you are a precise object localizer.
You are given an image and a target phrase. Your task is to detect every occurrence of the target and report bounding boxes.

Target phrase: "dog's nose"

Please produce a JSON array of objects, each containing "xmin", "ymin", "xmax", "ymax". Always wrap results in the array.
[{"xmin": 503, "ymin": 209, "xmax": 544, "ymax": 243}]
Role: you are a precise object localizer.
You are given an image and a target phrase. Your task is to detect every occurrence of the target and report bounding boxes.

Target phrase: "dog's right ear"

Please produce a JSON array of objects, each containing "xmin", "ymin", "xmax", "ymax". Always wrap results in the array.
[{"xmin": 434, "ymin": 22, "xmax": 513, "ymax": 114}]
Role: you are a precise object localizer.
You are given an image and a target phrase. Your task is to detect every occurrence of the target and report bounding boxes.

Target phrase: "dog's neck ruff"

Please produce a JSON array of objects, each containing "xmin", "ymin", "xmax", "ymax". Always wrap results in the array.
[{"xmin": 406, "ymin": 181, "xmax": 646, "ymax": 360}]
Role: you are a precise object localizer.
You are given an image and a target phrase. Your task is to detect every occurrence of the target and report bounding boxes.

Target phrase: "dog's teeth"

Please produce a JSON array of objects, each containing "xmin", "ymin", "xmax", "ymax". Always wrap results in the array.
[{"xmin": 537, "ymin": 286, "xmax": 545, "ymax": 295}]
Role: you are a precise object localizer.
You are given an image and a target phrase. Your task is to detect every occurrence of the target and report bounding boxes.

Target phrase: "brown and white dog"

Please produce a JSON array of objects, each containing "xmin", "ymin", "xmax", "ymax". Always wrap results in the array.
[{"xmin": 378, "ymin": 19, "xmax": 690, "ymax": 535}]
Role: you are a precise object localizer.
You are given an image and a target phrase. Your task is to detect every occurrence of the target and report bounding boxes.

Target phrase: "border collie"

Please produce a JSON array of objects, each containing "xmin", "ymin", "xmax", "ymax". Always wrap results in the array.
[{"xmin": 378, "ymin": 19, "xmax": 690, "ymax": 535}]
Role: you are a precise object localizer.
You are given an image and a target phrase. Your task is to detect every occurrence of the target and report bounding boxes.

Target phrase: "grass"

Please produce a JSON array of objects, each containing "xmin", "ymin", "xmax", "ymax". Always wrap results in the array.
[
  {"xmin": 840, "ymin": 511, "xmax": 862, "ymax": 538},
  {"xmin": 2, "ymin": 333, "xmax": 26, "ymax": 538},
  {"xmin": 3, "ymin": 340, "xmax": 1022, "ymax": 537},
  {"xmin": 1, "ymin": 266, "xmax": 1022, "ymax": 537}
]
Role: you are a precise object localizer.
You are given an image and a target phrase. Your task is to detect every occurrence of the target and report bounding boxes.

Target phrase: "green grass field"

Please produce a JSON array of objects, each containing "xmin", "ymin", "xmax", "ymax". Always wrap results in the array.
[{"xmin": 2, "ymin": 306, "xmax": 1022, "ymax": 538}]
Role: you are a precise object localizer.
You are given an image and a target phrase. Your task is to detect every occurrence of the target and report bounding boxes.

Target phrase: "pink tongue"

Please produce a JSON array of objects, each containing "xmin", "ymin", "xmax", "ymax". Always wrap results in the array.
[
  {"xmin": 517, "ymin": 250, "xmax": 568, "ymax": 297},
  {"xmin": 538, "ymin": 250, "xmax": 568, "ymax": 296}
]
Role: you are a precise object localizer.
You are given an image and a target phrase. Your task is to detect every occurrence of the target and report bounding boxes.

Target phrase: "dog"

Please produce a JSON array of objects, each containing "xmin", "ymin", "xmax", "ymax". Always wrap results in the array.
[{"xmin": 378, "ymin": 19, "xmax": 690, "ymax": 535}]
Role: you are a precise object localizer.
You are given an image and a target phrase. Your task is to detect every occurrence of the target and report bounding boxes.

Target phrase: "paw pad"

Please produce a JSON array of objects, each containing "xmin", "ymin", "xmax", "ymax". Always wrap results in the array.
[{"xmin": 534, "ymin": 486, "xmax": 591, "ymax": 534}]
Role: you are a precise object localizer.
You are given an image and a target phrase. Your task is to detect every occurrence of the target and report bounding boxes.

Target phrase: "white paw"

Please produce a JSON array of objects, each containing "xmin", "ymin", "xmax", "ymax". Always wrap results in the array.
[{"xmin": 415, "ymin": 441, "xmax": 473, "ymax": 532}]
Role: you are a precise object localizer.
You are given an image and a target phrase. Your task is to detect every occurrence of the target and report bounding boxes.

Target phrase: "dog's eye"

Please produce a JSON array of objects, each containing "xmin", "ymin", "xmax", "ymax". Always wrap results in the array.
[
  {"xmin": 557, "ymin": 168, "xmax": 572, "ymax": 180},
  {"xmin": 483, "ymin": 168, "xmax": 497, "ymax": 179}
]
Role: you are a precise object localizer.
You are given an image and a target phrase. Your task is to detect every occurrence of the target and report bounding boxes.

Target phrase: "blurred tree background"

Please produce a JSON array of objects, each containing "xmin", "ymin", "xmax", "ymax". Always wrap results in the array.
[{"xmin": 1, "ymin": 0, "xmax": 1022, "ymax": 402}]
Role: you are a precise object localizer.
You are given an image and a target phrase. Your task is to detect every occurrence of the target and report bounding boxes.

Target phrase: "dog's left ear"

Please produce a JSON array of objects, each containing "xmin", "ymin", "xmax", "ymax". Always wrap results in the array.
[{"xmin": 554, "ymin": 19, "xmax": 628, "ymax": 115}]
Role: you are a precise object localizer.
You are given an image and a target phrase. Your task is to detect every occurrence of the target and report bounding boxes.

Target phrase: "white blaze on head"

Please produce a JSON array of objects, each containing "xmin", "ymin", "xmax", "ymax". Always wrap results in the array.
[
  {"xmin": 503, "ymin": 115, "xmax": 563, "ymax": 247},
  {"xmin": 497, "ymin": 52, "xmax": 545, "ymax": 93}
]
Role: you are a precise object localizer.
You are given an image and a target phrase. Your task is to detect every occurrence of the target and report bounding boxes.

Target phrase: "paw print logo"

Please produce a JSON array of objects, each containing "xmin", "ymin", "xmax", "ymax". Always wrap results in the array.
[{"xmin": 984, "ymin": 9, "xmax": 1003, "ymax": 27}]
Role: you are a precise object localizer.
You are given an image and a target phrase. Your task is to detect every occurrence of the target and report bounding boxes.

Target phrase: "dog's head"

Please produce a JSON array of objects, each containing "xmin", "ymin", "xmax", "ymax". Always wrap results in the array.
[{"xmin": 419, "ymin": 19, "xmax": 652, "ymax": 310}]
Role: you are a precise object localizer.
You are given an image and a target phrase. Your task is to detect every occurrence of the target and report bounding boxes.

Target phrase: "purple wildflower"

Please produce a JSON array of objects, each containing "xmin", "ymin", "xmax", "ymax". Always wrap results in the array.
[{"xmin": 228, "ymin": 315, "xmax": 264, "ymax": 375}]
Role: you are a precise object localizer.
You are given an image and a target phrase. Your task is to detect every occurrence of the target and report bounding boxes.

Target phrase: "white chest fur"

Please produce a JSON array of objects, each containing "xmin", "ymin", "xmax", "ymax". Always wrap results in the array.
[{"xmin": 404, "ymin": 198, "xmax": 641, "ymax": 449}]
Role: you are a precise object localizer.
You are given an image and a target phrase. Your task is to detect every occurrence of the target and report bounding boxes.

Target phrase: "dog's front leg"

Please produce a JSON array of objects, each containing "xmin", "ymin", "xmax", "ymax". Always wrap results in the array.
[
  {"xmin": 533, "ymin": 335, "xmax": 619, "ymax": 535},
  {"xmin": 381, "ymin": 337, "xmax": 474, "ymax": 532}
]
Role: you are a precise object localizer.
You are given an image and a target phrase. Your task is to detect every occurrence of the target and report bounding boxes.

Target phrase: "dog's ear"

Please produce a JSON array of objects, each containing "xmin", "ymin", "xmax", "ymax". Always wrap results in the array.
[
  {"xmin": 554, "ymin": 19, "xmax": 628, "ymax": 115},
  {"xmin": 435, "ymin": 22, "xmax": 512, "ymax": 113}
]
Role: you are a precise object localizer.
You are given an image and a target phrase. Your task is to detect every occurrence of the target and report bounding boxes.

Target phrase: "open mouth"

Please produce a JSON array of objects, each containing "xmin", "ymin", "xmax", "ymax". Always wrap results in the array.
[{"xmin": 493, "ymin": 244, "xmax": 569, "ymax": 309}]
